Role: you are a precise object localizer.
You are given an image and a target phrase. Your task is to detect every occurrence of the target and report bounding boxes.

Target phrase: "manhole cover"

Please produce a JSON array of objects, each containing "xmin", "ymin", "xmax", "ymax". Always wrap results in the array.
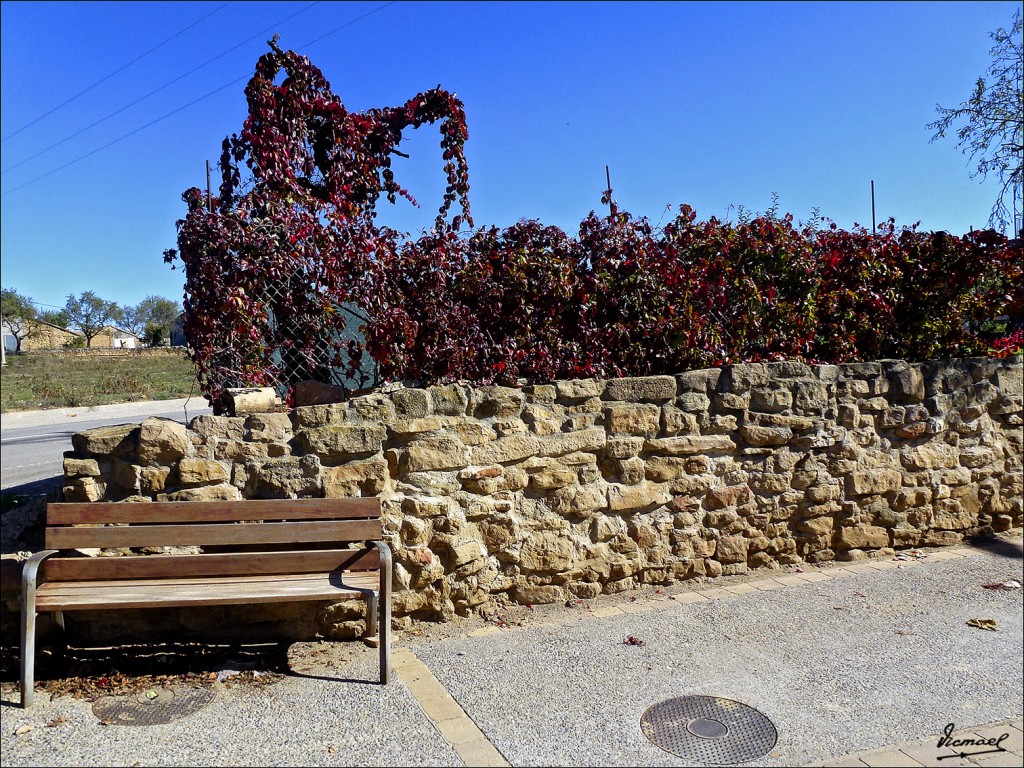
[
  {"xmin": 641, "ymin": 695, "xmax": 777, "ymax": 765},
  {"xmin": 92, "ymin": 687, "xmax": 216, "ymax": 726}
]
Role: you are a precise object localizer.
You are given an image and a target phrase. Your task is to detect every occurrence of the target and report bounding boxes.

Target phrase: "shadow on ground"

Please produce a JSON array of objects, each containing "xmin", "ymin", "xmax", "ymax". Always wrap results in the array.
[
  {"xmin": 1, "ymin": 477, "xmax": 62, "ymax": 555},
  {"xmin": 969, "ymin": 531, "xmax": 1024, "ymax": 560},
  {"xmin": 0, "ymin": 641, "xmax": 290, "ymax": 706}
]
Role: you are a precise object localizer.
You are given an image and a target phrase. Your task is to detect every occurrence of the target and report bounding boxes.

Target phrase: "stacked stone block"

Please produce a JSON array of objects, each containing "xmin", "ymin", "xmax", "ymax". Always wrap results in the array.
[{"xmin": 63, "ymin": 356, "xmax": 1024, "ymax": 633}]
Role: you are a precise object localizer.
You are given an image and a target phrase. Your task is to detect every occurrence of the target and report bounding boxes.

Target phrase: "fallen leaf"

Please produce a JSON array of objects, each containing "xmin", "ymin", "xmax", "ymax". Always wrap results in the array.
[
  {"xmin": 45, "ymin": 718, "xmax": 68, "ymax": 728},
  {"xmin": 967, "ymin": 618, "xmax": 998, "ymax": 631},
  {"xmin": 328, "ymin": 747, "xmax": 337, "ymax": 754},
  {"xmin": 144, "ymin": 690, "xmax": 158, "ymax": 700},
  {"xmin": 15, "ymin": 726, "xmax": 33, "ymax": 736},
  {"xmin": 622, "ymin": 635, "xmax": 646, "ymax": 647},
  {"xmin": 982, "ymin": 580, "xmax": 1022, "ymax": 591}
]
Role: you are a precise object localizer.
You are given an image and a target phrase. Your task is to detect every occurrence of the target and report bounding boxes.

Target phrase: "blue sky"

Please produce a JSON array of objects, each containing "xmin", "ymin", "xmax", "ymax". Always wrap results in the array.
[{"xmin": 0, "ymin": 1, "xmax": 1018, "ymax": 313}]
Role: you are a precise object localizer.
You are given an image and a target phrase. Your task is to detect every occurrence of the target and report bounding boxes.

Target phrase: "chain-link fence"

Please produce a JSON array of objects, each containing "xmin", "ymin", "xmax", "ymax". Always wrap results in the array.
[
  {"xmin": 200, "ymin": 276, "xmax": 379, "ymax": 405},
  {"xmin": 263, "ymin": 295, "xmax": 378, "ymax": 397}
]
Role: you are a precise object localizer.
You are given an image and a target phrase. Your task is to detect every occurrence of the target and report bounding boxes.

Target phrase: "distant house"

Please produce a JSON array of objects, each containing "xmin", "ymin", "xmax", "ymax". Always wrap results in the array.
[
  {"xmin": 92, "ymin": 326, "xmax": 141, "ymax": 349},
  {"xmin": 169, "ymin": 314, "xmax": 187, "ymax": 347},
  {"xmin": 2, "ymin": 318, "xmax": 82, "ymax": 351},
  {"xmin": 1, "ymin": 319, "xmax": 14, "ymax": 352}
]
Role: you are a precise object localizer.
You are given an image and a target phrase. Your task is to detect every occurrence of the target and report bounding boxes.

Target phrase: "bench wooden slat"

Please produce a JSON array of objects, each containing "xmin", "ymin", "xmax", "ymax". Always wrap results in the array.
[
  {"xmin": 48, "ymin": 499, "xmax": 381, "ymax": 525},
  {"xmin": 36, "ymin": 571, "xmax": 379, "ymax": 611},
  {"xmin": 44, "ymin": 549, "xmax": 380, "ymax": 581},
  {"xmin": 46, "ymin": 520, "xmax": 381, "ymax": 550},
  {"xmin": 38, "ymin": 571, "xmax": 372, "ymax": 592}
]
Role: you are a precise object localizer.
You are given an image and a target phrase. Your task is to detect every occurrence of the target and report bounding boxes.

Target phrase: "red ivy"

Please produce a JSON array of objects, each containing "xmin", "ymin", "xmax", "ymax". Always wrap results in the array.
[{"xmin": 166, "ymin": 42, "xmax": 1024, "ymax": 407}]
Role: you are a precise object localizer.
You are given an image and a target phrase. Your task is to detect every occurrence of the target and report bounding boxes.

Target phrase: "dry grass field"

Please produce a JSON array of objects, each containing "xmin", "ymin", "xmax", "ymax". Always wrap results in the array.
[{"xmin": 0, "ymin": 350, "xmax": 199, "ymax": 412}]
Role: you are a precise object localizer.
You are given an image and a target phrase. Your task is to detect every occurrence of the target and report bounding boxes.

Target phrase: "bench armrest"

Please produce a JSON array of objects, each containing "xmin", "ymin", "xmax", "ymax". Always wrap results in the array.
[
  {"xmin": 20, "ymin": 549, "xmax": 58, "ymax": 708},
  {"xmin": 22, "ymin": 550, "xmax": 59, "ymax": 597}
]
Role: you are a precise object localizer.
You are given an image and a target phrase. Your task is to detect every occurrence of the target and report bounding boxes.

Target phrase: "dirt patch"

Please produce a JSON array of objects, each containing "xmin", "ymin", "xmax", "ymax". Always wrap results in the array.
[{"xmin": 0, "ymin": 641, "xmax": 287, "ymax": 704}]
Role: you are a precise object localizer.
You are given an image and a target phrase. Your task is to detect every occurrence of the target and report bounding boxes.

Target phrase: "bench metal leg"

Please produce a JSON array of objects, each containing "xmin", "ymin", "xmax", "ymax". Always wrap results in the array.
[
  {"xmin": 375, "ymin": 541, "xmax": 393, "ymax": 685},
  {"xmin": 20, "ymin": 593, "xmax": 36, "ymax": 709},
  {"xmin": 363, "ymin": 592, "xmax": 379, "ymax": 639},
  {"xmin": 20, "ymin": 550, "xmax": 57, "ymax": 708}
]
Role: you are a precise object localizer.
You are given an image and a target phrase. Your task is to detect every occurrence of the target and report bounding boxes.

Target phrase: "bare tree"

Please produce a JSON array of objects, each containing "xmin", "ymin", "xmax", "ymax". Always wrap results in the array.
[
  {"xmin": 928, "ymin": 9, "xmax": 1023, "ymax": 234},
  {"xmin": 118, "ymin": 304, "xmax": 148, "ymax": 337},
  {"xmin": 119, "ymin": 295, "xmax": 182, "ymax": 344}
]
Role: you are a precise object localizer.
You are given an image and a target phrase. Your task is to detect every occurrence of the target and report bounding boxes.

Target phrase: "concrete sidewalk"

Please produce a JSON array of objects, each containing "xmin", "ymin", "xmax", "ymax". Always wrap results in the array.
[
  {"xmin": 0, "ymin": 397, "xmax": 211, "ymax": 430},
  {"xmin": 1, "ymin": 538, "xmax": 1021, "ymax": 767}
]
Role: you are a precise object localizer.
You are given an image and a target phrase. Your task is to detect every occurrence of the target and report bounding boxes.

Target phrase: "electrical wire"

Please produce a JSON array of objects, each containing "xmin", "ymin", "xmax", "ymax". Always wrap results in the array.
[
  {"xmin": 299, "ymin": 0, "xmax": 396, "ymax": 51},
  {"xmin": 1, "ymin": 77, "xmax": 248, "ymax": 198},
  {"xmin": 0, "ymin": 2, "xmax": 397, "ymax": 198},
  {"xmin": 1, "ymin": 1, "xmax": 232, "ymax": 143},
  {"xmin": 2, "ymin": 1, "xmax": 321, "ymax": 175}
]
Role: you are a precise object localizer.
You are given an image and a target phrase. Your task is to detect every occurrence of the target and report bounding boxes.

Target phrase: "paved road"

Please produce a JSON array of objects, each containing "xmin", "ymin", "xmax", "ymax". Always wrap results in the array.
[{"xmin": 0, "ymin": 398, "xmax": 212, "ymax": 492}]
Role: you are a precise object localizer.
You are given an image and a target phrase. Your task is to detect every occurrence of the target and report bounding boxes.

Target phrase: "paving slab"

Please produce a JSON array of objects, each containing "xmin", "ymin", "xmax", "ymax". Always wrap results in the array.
[{"xmin": 409, "ymin": 550, "xmax": 1023, "ymax": 767}]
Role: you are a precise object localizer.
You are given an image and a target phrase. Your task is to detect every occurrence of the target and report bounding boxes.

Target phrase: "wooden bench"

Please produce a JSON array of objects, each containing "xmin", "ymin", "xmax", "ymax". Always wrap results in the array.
[{"xmin": 19, "ymin": 498, "xmax": 392, "ymax": 708}]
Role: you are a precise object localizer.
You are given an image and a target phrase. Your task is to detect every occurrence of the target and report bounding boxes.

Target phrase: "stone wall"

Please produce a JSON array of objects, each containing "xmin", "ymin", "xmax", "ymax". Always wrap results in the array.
[
  {"xmin": 62, "ymin": 357, "xmax": 1023, "ymax": 635},
  {"xmin": 26, "ymin": 346, "xmax": 184, "ymax": 357}
]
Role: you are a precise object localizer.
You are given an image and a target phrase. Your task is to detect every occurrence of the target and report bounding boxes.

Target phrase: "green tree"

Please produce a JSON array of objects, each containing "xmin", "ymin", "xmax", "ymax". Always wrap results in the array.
[
  {"xmin": 928, "ymin": 9, "xmax": 1023, "ymax": 234},
  {"xmin": 37, "ymin": 308, "xmax": 70, "ymax": 328},
  {"xmin": 64, "ymin": 291, "xmax": 119, "ymax": 347},
  {"xmin": 1, "ymin": 288, "xmax": 39, "ymax": 352},
  {"xmin": 144, "ymin": 321, "xmax": 167, "ymax": 347}
]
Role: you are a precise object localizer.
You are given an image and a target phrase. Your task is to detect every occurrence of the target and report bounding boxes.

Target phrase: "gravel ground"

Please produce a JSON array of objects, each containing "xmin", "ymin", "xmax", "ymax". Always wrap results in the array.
[
  {"xmin": 412, "ymin": 546, "xmax": 1024, "ymax": 767},
  {"xmin": 1, "ymin": 540, "xmax": 1020, "ymax": 767},
  {"xmin": 0, "ymin": 655, "xmax": 459, "ymax": 767}
]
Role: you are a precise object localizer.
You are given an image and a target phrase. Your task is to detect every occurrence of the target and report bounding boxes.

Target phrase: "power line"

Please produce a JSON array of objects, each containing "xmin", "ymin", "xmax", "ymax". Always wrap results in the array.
[
  {"xmin": 1, "ymin": 76, "xmax": 249, "ymax": 198},
  {"xmin": 0, "ymin": 2, "xmax": 397, "ymax": 198},
  {"xmin": 1, "ymin": 1, "xmax": 232, "ymax": 143},
  {"xmin": 298, "ymin": 0, "xmax": 397, "ymax": 51},
  {"xmin": 2, "ymin": 1, "xmax": 321, "ymax": 175}
]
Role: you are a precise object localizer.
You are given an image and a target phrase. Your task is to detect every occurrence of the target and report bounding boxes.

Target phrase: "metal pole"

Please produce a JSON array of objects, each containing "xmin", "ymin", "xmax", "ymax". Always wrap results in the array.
[
  {"xmin": 871, "ymin": 180, "xmax": 876, "ymax": 234},
  {"xmin": 605, "ymin": 165, "xmax": 613, "ymax": 216}
]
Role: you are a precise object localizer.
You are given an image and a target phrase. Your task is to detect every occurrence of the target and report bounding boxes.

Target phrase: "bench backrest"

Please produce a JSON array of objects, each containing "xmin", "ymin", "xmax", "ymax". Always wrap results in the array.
[{"xmin": 42, "ymin": 499, "xmax": 383, "ymax": 582}]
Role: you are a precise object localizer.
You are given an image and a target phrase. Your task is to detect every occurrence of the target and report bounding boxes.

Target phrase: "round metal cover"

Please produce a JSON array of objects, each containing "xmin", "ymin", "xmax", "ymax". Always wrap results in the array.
[
  {"xmin": 641, "ymin": 695, "xmax": 777, "ymax": 765},
  {"xmin": 92, "ymin": 687, "xmax": 215, "ymax": 726}
]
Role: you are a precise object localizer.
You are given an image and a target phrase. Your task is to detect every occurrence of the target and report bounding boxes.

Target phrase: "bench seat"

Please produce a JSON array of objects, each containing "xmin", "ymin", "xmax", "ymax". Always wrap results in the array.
[{"xmin": 35, "ymin": 571, "xmax": 380, "ymax": 611}]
